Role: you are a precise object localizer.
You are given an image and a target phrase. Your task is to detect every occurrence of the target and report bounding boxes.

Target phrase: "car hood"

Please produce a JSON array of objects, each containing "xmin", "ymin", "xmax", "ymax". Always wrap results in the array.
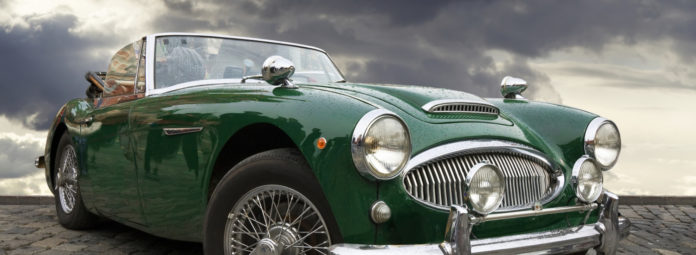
[{"xmin": 302, "ymin": 82, "xmax": 502, "ymax": 124}]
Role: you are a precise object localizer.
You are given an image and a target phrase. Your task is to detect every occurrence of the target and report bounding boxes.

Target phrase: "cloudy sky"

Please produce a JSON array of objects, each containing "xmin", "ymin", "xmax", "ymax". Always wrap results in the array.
[{"xmin": 0, "ymin": 0, "xmax": 694, "ymax": 196}]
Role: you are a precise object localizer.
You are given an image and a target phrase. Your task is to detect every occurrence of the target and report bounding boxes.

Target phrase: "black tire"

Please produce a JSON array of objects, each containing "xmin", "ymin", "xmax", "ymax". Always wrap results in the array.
[
  {"xmin": 53, "ymin": 132, "xmax": 99, "ymax": 229},
  {"xmin": 204, "ymin": 148, "xmax": 342, "ymax": 255}
]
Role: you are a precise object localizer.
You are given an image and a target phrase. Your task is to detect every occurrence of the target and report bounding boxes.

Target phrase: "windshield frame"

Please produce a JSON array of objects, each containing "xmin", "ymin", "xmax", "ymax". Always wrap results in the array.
[{"xmin": 144, "ymin": 32, "xmax": 345, "ymax": 96}]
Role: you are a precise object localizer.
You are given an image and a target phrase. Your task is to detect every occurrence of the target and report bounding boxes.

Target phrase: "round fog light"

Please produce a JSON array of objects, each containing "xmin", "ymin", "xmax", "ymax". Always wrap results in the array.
[
  {"xmin": 573, "ymin": 157, "xmax": 603, "ymax": 203},
  {"xmin": 466, "ymin": 163, "xmax": 505, "ymax": 215},
  {"xmin": 370, "ymin": 201, "xmax": 391, "ymax": 223}
]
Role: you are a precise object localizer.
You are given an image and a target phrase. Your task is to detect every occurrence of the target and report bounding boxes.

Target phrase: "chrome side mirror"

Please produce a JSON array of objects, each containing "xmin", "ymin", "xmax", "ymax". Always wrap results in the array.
[
  {"xmin": 262, "ymin": 56, "xmax": 296, "ymax": 89},
  {"xmin": 500, "ymin": 76, "xmax": 527, "ymax": 99}
]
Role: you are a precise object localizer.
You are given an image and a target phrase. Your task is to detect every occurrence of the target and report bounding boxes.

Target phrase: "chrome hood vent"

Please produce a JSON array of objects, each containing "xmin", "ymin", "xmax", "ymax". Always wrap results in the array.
[{"xmin": 422, "ymin": 99, "xmax": 499, "ymax": 115}]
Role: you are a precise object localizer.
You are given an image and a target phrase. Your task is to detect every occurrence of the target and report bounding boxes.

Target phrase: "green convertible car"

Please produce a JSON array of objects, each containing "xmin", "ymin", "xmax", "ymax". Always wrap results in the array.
[{"xmin": 35, "ymin": 33, "xmax": 630, "ymax": 254}]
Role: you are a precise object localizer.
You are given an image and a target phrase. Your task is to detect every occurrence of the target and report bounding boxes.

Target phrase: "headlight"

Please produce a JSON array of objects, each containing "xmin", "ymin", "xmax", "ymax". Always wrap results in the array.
[
  {"xmin": 572, "ymin": 157, "xmax": 603, "ymax": 203},
  {"xmin": 466, "ymin": 163, "xmax": 505, "ymax": 215},
  {"xmin": 352, "ymin": 109, "xmax": 411, "ymax": 180},
  {"xmin": 584, "ymin": 117, "xmax": 621, "ymax": 170}
]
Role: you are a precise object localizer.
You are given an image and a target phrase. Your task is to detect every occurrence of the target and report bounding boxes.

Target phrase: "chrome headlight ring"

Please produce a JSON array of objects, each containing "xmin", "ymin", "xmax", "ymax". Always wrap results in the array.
[
  {"xmin": 351, "ymin": 109, "xmax": 412, "ymax": 181},
  {"xmin": 584, "ymin": 117, "xmax": 621, "ymax": 170},
  {"xmin": 466, "ymin": 163, "xmax": 506, "ymax": 215},
  {"xmin": 572, "ymin": 156, "xmax": 603, "ymax": 203}
]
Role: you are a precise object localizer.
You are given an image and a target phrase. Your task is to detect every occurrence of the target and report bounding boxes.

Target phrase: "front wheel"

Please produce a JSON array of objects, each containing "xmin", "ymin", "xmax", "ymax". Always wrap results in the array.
[
  {"xmin": 53, "ymin": 133, "xmax": 99, "ymax": 229},
  {"xmin": 204, "ymin": 148, "xmax": 341, "ymax": 255}
]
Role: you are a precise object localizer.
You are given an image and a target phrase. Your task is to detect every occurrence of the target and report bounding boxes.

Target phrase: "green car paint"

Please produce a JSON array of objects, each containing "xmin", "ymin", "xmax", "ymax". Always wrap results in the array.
[{"xmin": 44, "ymin": 78, "xmax": 603, "ymax": 245}]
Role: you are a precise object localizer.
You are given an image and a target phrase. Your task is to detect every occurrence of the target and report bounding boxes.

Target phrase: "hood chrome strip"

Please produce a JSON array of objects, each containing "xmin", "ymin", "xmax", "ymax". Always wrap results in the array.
[{"xmin": 304, "ymin": 86, "xmax": 383, "ymax": 108}]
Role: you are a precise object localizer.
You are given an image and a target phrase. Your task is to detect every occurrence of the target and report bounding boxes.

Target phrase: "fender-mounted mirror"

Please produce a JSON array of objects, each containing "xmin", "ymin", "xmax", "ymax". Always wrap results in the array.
[
  {"xmin": 500, "ymin": 76, "xmax": 528, "ymax": 99},
  {"xmin": 262, "ymin": 56, "xmax": 296, "ymax": 89}
]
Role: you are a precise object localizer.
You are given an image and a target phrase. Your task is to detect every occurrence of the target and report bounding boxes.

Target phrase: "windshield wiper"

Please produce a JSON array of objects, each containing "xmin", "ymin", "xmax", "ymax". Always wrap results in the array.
[{"xmin": 335, "ymin": 79, "xmax": 347, "ymax": 83}]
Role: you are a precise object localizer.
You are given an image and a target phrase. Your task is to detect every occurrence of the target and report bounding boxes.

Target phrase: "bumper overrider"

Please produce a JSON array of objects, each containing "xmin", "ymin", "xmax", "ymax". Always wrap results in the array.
[{"xmin": 330, "ymin": 190, "xmax": 630, "ymax": 255}]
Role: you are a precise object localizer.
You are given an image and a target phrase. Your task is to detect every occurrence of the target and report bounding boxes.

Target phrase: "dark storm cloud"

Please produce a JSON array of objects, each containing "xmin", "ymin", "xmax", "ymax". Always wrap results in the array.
[
  {"xmin": 4, "ymin": 0, "xmax": 696, "ymax": 131},
  {"xmin": 0, "ymin": 14, "xmax": 117, "ymax": 130},
  {"xmin": 0, "ymin": 136, "xmax": 42, "ymax": 178},
  {"xmin": 150, "ymin": 0, "xmax": 696, "ymax": 101}
]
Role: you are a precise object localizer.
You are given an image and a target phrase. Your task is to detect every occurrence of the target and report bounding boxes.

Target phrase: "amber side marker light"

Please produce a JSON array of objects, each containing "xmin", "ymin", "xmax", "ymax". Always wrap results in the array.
[{"xmin": 317, "ymin": 137, "xmax": 327, "ymax": 149}]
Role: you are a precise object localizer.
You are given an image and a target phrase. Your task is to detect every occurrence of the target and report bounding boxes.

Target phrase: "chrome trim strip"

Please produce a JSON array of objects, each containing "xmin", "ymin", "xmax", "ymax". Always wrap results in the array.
[
  {"xmin": 305, "ymin": 86, "xmax": 383, "ymax": 108},
  {"xmin": 330, "ymin": 224, "xmax": 600, "ymax": 255},
  {"xmin": 584, "ymin": 117, "xmax": 621, "ymax": 170},
  {"xmin": 470, "ymin": 223, "xmax": 599, "ymax": 255},
  {"xmin": 145, "ymin": 34, "xmax": 155, "ymax": 97},
  {"xmin": 421, "ymin": 99, "xmax": 499, "ymax": 114},
  {"xmin": 148, "ymin": 79, "xmax": 265, "ymax": 96},
  {"xmin": 163, "ymin": 127, "xmax": 204, "ymax": 136},
  {"xmin": 471, "ymin": 203, "xmax": 598, "ymax": 223},
  {"xmin": 351, "ymin": 109, "xmax": 411, "ymax": 180},
  {"xmin": 151, "ymin": 32, "xmax": 325, "ymax": 52},
  {"xmin": 133, "ymin": 38, "xmax": 145, "ymax": 94},
  {"xmin": 402, "ymin": 140, "xmax": 564, "ymax": 213}
]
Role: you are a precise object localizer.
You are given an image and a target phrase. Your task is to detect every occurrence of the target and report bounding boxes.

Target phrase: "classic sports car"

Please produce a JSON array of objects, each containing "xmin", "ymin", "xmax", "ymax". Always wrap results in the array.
[{"xmin": 35, "ymin": 32, "xmax": 630, "ymax": 254}]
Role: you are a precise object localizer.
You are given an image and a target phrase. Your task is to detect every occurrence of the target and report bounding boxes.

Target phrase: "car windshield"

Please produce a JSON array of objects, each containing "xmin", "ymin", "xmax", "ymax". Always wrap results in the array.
[{"xmin": 154, "ymin": 36, "xmax": 344, "ymax": 89}]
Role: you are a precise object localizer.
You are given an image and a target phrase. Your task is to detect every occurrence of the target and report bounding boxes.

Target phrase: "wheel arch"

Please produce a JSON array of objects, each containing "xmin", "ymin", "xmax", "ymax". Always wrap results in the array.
[
  {"xmin": 207, "ymin": 122, "xmax": 309, "ymax": 200},
  {"xmin": 46, "ymin": 122, "xmax": 68, "ymax": 194}
]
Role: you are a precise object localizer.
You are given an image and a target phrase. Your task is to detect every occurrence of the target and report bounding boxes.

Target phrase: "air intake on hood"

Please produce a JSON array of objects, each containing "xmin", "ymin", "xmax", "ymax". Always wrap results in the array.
[{"xmin": 421, "ymin": 99, "xmax": 499, "ymax": 115}]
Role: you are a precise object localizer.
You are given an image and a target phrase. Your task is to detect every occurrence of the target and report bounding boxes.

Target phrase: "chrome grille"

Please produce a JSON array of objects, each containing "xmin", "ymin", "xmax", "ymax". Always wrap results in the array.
[
  {"xmin": 429, "ymin": 103, "xmax": 499, "ymax": 115},
  {"xmin": 403, "ymin": 152, "xmax": 552, "ymax": 210}
]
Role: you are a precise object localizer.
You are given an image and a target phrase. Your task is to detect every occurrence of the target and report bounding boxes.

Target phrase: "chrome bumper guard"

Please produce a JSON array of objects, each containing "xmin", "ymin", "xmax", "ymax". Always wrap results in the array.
[
  {"xmin": 35, "ymin": 156, "xmax": 45, "ymax": 169},
  {"xmin": 330, "ymin": 190, "xmax": 630, "ymax": 255}
]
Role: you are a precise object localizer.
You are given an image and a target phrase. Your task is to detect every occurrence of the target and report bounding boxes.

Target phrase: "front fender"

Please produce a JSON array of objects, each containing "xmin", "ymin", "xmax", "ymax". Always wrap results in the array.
[
  {"xmin": 44, "ymin": 98, "xmax": 93, "ymax": 194},
  {"xmin": 489, "ymin": 99, "xmax": 598, "ymax": 170},
  {"xmin": 210, "ymin": 86, "xmax": 382, "ymax": 243}
]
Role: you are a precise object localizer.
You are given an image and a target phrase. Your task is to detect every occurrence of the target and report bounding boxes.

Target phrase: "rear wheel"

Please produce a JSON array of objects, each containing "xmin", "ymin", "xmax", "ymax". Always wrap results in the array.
[
  {"xmin": 53, "ymin": 133, "xmax": 99, "ymax": 229},
  {"xmin": 204, "ymin": 148, "xmax": 340, "ymax": 255}
]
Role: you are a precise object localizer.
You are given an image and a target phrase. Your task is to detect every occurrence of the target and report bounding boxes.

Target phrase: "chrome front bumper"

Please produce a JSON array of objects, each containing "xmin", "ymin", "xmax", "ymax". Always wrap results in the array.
[{"xmin": 330, "ymin": 190, "xmax": 630, "ymax": 255}]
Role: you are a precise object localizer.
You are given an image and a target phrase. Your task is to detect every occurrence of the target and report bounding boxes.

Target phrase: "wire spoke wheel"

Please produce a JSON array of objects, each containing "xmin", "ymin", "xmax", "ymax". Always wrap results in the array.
[
  {"xmin": 57, "ymin": 144, "xmax": 78, "ymax": 214},
  {"xmin": 224, "ymin": 185, "xmax": 331, "ymax": 255}
]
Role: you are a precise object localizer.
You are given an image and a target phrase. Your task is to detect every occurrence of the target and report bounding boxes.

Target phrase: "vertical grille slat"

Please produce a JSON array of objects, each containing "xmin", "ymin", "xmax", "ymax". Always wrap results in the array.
[{"xmin": 404, "ymin": 151, "xmax": 553, "ymax": 211}]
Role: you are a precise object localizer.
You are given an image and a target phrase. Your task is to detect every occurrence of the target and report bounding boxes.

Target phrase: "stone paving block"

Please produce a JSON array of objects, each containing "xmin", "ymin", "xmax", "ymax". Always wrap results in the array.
[
  {"xmin": 14, "ymin": 232, "xmax": 50, "ymax": 243},
  {"xmin": 31, "ymin": 237, "xmax": 67, "ymax": 248},
  {"xmin": 32, "ymin": 225, "xmax": 67, "ymax": 237},
  {"xmin": 0, "ymin": 238, "xmax": 32, "ymax": 250},
  {"xmin": 619, "ymin": 208, "xmax": 641, "ymax": 219},
  {"xmin": 0, "ymin": 234, "xmax": 15, "ymax": 241},
  {"xmin": 55, "ymin": 229, "xmax": 84, "ymax": 239},
  {"xmin": 7, "ymin": 245, "xmax": 46, "ymax": 255},
  {"xmin": 654, "ymin": 248, "xmax": 681, "ymax": 255},
  {"xmin": 53, "ymin": 242, "xmax": 87, "ymax": 252},
  {"xmin": 36, "ymin": 250, "xmax": 75, "ymax": 255},
  {"xmin": 657, "ymin": 212, "xmax": 680, "ymax": 223},
  {"xmin": 82, "ymin": 241, "xmax": 113, "ymax": 253},
  {"xmin": 3, "ymin": 227, "xmax": 37, "ymax": 235}
]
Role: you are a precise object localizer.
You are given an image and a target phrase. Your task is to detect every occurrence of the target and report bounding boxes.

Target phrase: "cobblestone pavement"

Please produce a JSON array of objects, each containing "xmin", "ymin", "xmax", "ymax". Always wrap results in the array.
[{"xmin": 1, "ymin": 204, "xmax": 695, "ymax": 254}]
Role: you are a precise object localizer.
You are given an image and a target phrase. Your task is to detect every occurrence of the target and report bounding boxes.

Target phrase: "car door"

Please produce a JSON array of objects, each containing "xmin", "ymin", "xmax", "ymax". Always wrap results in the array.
[{"xmin": 80, "ymin": 39, "xmax": 146, "ymax": 225}]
